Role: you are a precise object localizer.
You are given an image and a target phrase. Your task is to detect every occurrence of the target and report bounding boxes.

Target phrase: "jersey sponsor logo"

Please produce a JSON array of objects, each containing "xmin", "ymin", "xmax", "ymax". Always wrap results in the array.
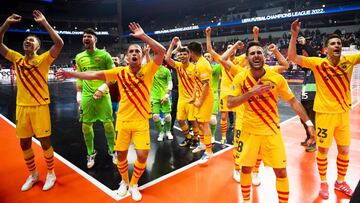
[{"xmin": 95, "ymin": 57, "xmax": 100, "ymax": 62}]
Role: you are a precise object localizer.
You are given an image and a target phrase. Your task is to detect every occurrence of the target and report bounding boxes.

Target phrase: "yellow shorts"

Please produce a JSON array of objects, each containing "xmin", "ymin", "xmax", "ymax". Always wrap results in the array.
[
  {"xmin": 115, "ymin": 119, "xmax": 150, "ymax": 151},
  {"xmin": 235, "ymin": 131, "xmax": 286, "ymax": 168},
  {"xmin": 195, "ymin": 95, "xmax": 214, "ymax": 122},
  {"xmin": 16, "ymin": 105, "xmax": 51, "ymax": 139},
  {"xmin": 220, "ymin": 96, "xmax": 232, "ymax": 112},
  {"xmin": 177, "ymin": 101, "xmax": 196, "ymax": 121},
  {"xmin": 315, "ymin": 112, "xmax": 350, "ymax": 148}
]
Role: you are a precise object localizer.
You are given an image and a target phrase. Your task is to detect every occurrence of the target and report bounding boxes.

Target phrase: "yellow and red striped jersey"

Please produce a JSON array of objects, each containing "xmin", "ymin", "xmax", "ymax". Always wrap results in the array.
[
  {"xmin": 233, "ymin": 54, "xmax": 247, "ymax": 67},
  {"xmin": 301, "ymin": 54, "xmax": 360, "ymax": 113},
  {"xmin": 104, "ymin": 60, "xmax": 159, "ymax": 121},
  {"xmin": 230, "ymin": 68, "xmax": 294, "ymax": 135},
  {"xmin": 5, "ymin": 49, "xmax": 54, "ymax": 106},
  {"xmin": 194, "ymin": 56, "xmax": 213, "ymax": 97},
  {"xmin": 174, "ymin": 61, "xmax": 196, "ymax": 102}
]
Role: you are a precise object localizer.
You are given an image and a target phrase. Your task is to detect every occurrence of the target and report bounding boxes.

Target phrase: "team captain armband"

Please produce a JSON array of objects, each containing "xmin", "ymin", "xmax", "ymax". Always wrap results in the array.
[{"xmin": 305, "ymin": 120, "xmax": 314, "ymax": 127}]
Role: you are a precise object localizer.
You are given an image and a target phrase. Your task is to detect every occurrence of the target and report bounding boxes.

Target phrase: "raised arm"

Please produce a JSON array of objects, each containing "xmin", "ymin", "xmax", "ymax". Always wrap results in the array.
[
  {"xmin": 164, "ymin": 37, "xmax": 179, "ymax": 68},
  {"xmin": 268, "ymin": 43, "xmax": 289, "ymax": 73},
  {"xmin": 129, "ymin": 22, "xmax": 165, "ymax": 65},
  {"xmin": 220, "ymin": 40, "xmax": 244, "ymax": 61},
  {"xmin": 143, "ymin": 44, "xmax": 151, "ymax": 63},
  {"xmin": 0, "ymin": 14, "xmax": 22, "ymax": 57},
  {"xmin": 205, "ymin": 27, "xmax": 220, "ymax": 59},
  {"xmin": 253, "ymin": 26, "xmax": 259, "ymax": 42},
  {"xmin": 33, "ymin": 10, "xmax": 63, "ymax": 58},
  {"xmin": 288, "ymin": 19, "xmax": 304, "ymax": 65}
]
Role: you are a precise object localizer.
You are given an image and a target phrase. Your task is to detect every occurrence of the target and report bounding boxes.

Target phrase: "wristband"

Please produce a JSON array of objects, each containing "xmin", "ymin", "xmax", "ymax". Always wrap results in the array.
[
  {"xmin": 76, "ymin": 91, "xmax": 81, "ymax": 103},
  {"xmin": 305, "ymin": 120, "xmax": 314, "ymax": 127},
  {"xmin": 97, "ymin": 83, "xmax": 108, "ymax": 93}
]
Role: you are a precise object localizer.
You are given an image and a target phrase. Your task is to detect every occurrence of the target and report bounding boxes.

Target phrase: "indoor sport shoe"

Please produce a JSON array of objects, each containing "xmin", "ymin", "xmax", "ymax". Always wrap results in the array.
[
  {"xmin": 319, "ymin": 182, "xmax": 329, "ymax": 199},
  {"xmin": 300, "ymin": 137, "xmax": 309, "ymax": 146},
  {"xmin": 334, "ymin": 181, "xmax": 353, "ymax": 197},
  {"xmin": 179, "ymin": 138, "xmax": 192, "ymax": 147},
  {"xmin": 87, "ymin": 150, "xmax": 97, "ymax": 169},
  {"xmin": 211, "ymin": 137, "xmax": 215, "ymax": 144},
  {"xmin": 21, "ymin": 172, "xmax": 39, "ymax": 192},
  {"xmin": 129, "ymin": 184, "xmax": 142, "ymax": 201},
  {"xmin": 157, "ymin": 132, "xmax": 165, "ymax": 141},
  {"xmin": 305, "ymin": 143, "xmax": 317, "ymax": 152},
  {"xmin": 165, "ymin": 131, "xmax": 173, "ymax": 140},
  {"xmin": 117, "ymin": 180, "xmax": 129, "ymax": 197},
  {"xmin": 198, "ymin": 152, "xmax": 213, "ymax": 165},
  {"xmin": 233, "ymin": 169, "xmax": 240, "ymax": 183},
  {"xmin": 192, "ymin": 143, "xmax": 206, "ymax": 153},
  {"xmin": 190, "ymin": 139, "xmax": 198, "ymax": 149},
  {"xmin": 252, "ymin": 172, "xmax": 261, "ymax": 186},
  {"xmin": 43, "ymin": 172, "xmax": 56, "ymax": 191}
]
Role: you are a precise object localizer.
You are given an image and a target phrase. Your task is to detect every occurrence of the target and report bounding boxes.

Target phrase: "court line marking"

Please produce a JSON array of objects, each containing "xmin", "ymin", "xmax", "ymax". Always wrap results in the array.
[
  {"xmin": 136, "ymin": 115, "xmax": 300, "ymax": 194},
  {"xmin": 1, "ymin": 96, "xmax": 358, "ymax": 201},
  {"xmin": 0, "ymin": 114, "xmax": 122, "ymax": 201}
]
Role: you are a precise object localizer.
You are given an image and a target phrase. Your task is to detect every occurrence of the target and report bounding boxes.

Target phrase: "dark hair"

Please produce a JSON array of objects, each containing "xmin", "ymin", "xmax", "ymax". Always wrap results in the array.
[
  {"xmin": 178, "ymin": 47, "xmax": 189, "ymax": 53},
  {"xmin": 27, "ymin": 34, "xmax": 41, "ymax": 47},
  {"xmin": 83, "ymin": 28, "xmax": 97, "ymax": 37},
  {"xmin": 127, "ymin": 44, "xmax": 142, "ymax": 53},
  {"xmin": 324, "ymin": 34, "xmax": 341, "ymax": 47},
  {"xmin": 245, "ymin": 41, "xmax": 262, "ymax": 56},
  {"xmin": 187, "ymin": 41, "xmax": 202, "ymax": 55}
]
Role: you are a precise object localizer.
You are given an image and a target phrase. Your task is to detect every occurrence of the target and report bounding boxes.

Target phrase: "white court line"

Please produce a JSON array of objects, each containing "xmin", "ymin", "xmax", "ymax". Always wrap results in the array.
[
  {"xmin": 2, "ymin": 96, "xmax": 359, "ymax": 201},
  {"xmin": 0, "ymin": 114, "xmax": 122, "ymax": 201},
  {"xmin": 136, "ymin": 115, "xmax": 299, "ymax": 194}
]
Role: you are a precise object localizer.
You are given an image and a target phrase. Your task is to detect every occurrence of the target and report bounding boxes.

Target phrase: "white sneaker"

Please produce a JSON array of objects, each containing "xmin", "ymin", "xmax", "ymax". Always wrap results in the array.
[
  {"xmin": 129, "ymin": 184, "xmax": 142, "ymax": 201},
  {"xmin": 157, "ymin": 132, "xmax": 165, "ymax": 141},
  {"xmin": 233, "ymin": 169, "xmax": 240, "ymax": 183},
  {"xmin": 166, "ymin": 131, "xmax": 173, "ymax": 140},
  {"xmin": 112, "ymin": 152, "xmax": 117, "ymax": 165},
  {"xmin": 117, "ymin": 180, "xmax": 129, "ymax": 197},
  {"xmin": 21, "ymin": 172, "xmax": 39, "ymax": 191},
  {"xmin": 211, "ymin": 137, "xmax": 215, "ymax": 143},
  {"xmin": 43, "ymin": 172, "xmax": 56, "ymax": 191},
  {"xmin": 192, "ymin": 143, "xmax": 206, "ymax": 153},
  {"xmin": 87, "ymin": 150, "xmax": 97, "ymax": 169},
  {"xmin": 252, "ymin": 172, "xmax": 261, "ymax": 186},
  {"xmin": 198, "ymin": 152, "xmax": 213, "ymax": 165}
]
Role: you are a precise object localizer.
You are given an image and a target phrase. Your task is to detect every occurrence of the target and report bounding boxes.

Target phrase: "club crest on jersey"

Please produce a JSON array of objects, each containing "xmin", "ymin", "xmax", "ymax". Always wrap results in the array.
[
  {"xmin": 95, "ymin": 57, "xmax": 100, "ymax": 62},
  {"xmin": 136, "ymin": 71, "xmax": 144, "ymax": 79},
  {"xmin": 31, "ymin": 60, "xmax": 39, "ymax": 66}
]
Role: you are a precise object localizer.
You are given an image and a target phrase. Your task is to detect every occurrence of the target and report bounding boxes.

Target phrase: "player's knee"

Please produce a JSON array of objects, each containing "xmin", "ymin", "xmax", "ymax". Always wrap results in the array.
[
  {"xmin": 221, "ymin": 113, "xmax": 227, "ymax": 121},
  {"xmin": 39, "ymin": 137, "xmax": 51, "ymax": 150},
  {"xmin": 20, "ymin": 138, "xmax": 32, "ymax": 150},
  {"xmin": 337, "ymin": 145, "xmax": 349, "ymax": 155},
  {"xmin": 210, "ymin": 115, "xmax": 217, "ymax": 125},
  {"xmin": 164, "ymin": 113, "xmax": 171, "ymax": 122},
  {"xmin": 103, "ymin": 122, "xmax": 114, "ymax": 133},
  {"xmin": 274, "ymin": 168, "xmax": 287, "ymax": 178},
  {"xmin": 82, "ymin": 123, "xmax": 93, "ymax": 134},
  {"xmin": 153, "ymin": 114, "xmax": 160, "ymax": 122},
  {"xmin": 241, "ymin": 166, "xmax": 252, "ymax": 174}
]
